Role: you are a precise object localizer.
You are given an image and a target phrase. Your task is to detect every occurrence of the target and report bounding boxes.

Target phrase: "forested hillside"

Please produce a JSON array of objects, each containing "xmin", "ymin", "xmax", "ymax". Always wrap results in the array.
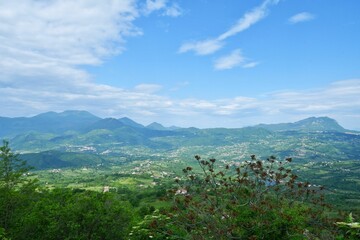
[
  {"xmin": 1, "ymin": 112, "xmax": 360, "ymax": 239},
  {"xmin": 2, "ymin": 141, "xmax": 359, "ymax": 239}
]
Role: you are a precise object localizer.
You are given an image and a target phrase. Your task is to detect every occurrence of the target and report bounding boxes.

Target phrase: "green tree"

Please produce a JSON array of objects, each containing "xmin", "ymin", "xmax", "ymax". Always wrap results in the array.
[
  {"xmin": 0, "ymin": 140, "xmax": 38, "ymax": 231},
  {"xmin": 0, "ymin": 140, "xmax": 32, "ymax": 190},
  {"xmin": 18, "ymin": 189, "xmax": 134, "ymax": 240}
]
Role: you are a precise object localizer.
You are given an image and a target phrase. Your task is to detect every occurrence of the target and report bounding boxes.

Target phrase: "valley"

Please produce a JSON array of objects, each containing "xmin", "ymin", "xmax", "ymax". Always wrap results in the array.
[
  {"xmin": 1, "ymin": 110, "xmax": 360, "ymax": 239},
  {"xmin": 1, "ymin": 110, "xmax": 359, "ymax": 214}
]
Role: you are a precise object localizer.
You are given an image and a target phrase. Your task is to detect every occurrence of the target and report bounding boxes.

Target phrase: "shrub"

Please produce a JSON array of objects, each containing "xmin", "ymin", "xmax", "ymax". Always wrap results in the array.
[
  {"xmin": 335, "ymin": 213, "xmax": 360, "ymax": 239},
  {"xmin": 133, "ymin": 155, "xmax": 335, "ymax": 239}
]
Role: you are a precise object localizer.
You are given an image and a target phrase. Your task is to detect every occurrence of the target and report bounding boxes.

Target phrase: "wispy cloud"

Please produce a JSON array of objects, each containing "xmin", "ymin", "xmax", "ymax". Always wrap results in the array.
[
  {"xmin": 144, "ymin": 0, "xmax": 182, "ymax": 17},
  {"xmin": 270, "ymin": 79, "xmax": 359, "ymax": 115},
  {"xmin": 0, "ymin": 0, "xmax": 182, "ymax": 88},
  {"xmin": 144, "ymin": 0, "xmax": 167, "ymax": 14},
  {"xmin": 1, "ymin": 76, "xmax": 359, "ymax": 129},
  {"xmin": 214, "ymin": 49, "xmax": 245, "ymax": 70},
  {"xmin": 0, "ymin": 0, "xmax": 181, "ymax": 123},
  {"xmin": 134, "ymin": 84, "xmax": 163, "ymax": 93},
  {"xmin": 288, "ymin": 12, "xmax": 315, "ymax": 24},
  {"xmin": 0, "ymin": 1, "xmax": 358, "ymax": 129},
  {"xmin": 0, "ymin": 0, "xmax": 140, "ymax": 86},
  {"xmin": 0, "ymin": 0, "xmax": 184, "ymax": 118},
  {"xmin": 163, "ymin": 3, "xmax": 182, "ymax": 17},
  {"xmin": 242, "ymin": 61, "xmax": 260, "ymax": 68},
  {"xmin": 214, "ymin": 50, "xmax": 260, "ymax": 70},
  {"xmin": 218, "ymin": 0, "xmax": 277, "ymax": 41},
  {"xmin": 178, "ymin": 39, "xmax": 223, "ymax": 55},
  {"xmin": 179, "ymin": 0, "xmax": 279, "ymax": 56}
]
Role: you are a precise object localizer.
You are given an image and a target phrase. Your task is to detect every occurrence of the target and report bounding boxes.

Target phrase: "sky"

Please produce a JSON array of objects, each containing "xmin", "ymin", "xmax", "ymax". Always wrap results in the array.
[{"xmin": 0, "ymin": 0, "xmax": 360, "ymax": 129}]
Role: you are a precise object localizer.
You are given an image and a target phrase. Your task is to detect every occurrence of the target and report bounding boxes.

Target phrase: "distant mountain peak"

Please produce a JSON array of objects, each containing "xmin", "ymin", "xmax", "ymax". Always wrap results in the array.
[
  {"xmin": 147, "ymin": 122, "xmax": 167, "ymax": 131},
  {"xmin": 33, "ymin": 110, "xmax": 98, "ymax": 119},
  {"xmin": 96, "ymin": 118, "xmax": 122, "ymax": 125},
  {"xmin": 168, "ymin": 125, "xmax": 181, "ymax": 130},
  {"xmin": 255, "ymin": 116, "xmax": 345, "ymax": 132},
  {"xmin": 60, "ymin": 110, "xmax": 97, "ymax": 116},
  {"xmin": 0, "ymin": 110, "xmax": 101, "ymax": 137},
  {"xmin": 298, "ymin": 116, "xmax": 332, "ymax": 122},
  {"xmin": 118, "ymin": 117, "xmax": 144, "ymax": 128},
  {"xmin": 294, "ymin": 117, "xmax": 344, "ymax": 131},
  {"xmin": 119, "ymin": 117, "xmax": 132, "ymax": 121},
  {"xmin": 85, "ymin": 118, "xmax": 125, "ymax": 132}
]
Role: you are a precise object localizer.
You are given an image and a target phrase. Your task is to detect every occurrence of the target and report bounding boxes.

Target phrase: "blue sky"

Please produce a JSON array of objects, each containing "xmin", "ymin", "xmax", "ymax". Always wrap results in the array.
[{"xmin": 0, "ymin": 0, "xmax": 359, "ymax": 129}]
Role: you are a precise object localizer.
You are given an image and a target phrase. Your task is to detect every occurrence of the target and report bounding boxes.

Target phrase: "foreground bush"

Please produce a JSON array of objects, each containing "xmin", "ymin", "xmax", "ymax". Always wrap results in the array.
[
  {"xmin": 131, "ymin": 155, "xmax": 336, "ymax": 239},
  {"xmin": 335, "ymin": 213, "xmax": 360, "ymax": 239}
]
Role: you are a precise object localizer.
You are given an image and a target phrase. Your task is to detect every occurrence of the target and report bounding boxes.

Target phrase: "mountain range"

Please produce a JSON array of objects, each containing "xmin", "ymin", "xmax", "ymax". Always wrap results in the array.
[
  {"xmin": 1, "ymin": 110, "xmax": 359, "ymax": 170},
  {"xmin": 0, "ymin": 110, "xmax": 350, "ymax": 138}
]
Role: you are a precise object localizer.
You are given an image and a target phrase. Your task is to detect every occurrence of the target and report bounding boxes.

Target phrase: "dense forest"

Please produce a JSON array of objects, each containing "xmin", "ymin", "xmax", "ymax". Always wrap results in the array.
[{"xmin": 1, "ymin": 140, "xmax": 359, "ymax": 239}]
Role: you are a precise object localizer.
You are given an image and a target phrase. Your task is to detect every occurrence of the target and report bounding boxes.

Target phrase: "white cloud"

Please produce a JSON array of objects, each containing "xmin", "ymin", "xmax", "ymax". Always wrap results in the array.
[
  {"xmin": 0, "ymin": 0, "xmax": 140, "ymax": 86},
  {"xmin": 0, "ymin": 0, "xmax": 180, "ymax": 123},
  {"xmin": 178, "ymin": 39, "xmax": 223, "ymax": 55},
  {"xmin": 143, "ymin": 0, "xmax": 182, "ymax": 17},
  {"xmin": 214, "ymin": 49, "xmax": 245, "ymax": 70},
  {"xmin": 214, "ymin": 49, "xmax": 259, "ymax": 70},
  {"xmin": 1, "ymin": 76, "xmax": 360, "ymax": 129},
  {"xmin": 134, "ymin": 84, "xmax": 163, "ymax": 93},
  {"xmin": 262, "ymin": 79, "xmax": 360, "ymax": 119},
  {"xmin": 172, "ymin": 79, "xmax": 360, "ymax": 128},
  {"xmin": 242, "ymin": 61, "xmax": 260, "ymax": 68},
  {"xmin": 218, "ymin": 0, "xmax": 273, "ymax": 41},
  {"xmin": 0, "ymin": 0, "xmax": 183, "ymax": 92},
  {"xmin": 288, "ymin": 12, "xmax": 315, "ymax": 24},
  {"xmin": 163, "ymin": 3, "xmax": 182, "ymax": 17},
  {"xmin": 144, "ymin": 0, "xmax": 167, "ymax": 14},
  {"xmin": 179, "ymin": 0, "xmax": 280, "ymax": 56},
  {"xmin": 0, "ymin": 1, "xmax": 358, "ymax": 129}
]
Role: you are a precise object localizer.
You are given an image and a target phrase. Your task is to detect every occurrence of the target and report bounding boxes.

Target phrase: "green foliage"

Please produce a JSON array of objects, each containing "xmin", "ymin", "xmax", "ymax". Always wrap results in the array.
[
  {"xmin": 1, "ymin": 185, "xmax": 135, "ymax": 240},
  {"xmin": 1, "ymin": 139, "xmax": 358, "ymax": 239},
  {"xmin": 0, "ymin": 140, "xmax": 33, "ymax": 190},
  {"xmin": 134, "ymin": 155, "xmax": 336, "ymax": 239},
  {"xmin": 21, "ymin": 150, "xmax": 105, "ymax": 169},
  {"xmin": 0, "ymin": 140, "xmax": 38, "ymax": 230},
  {"xmin": 335, "ymin": 213, "xmax": 360, "ymax": 239},
  {"xmin": 0, "ymin": 141, "xmax": 137, "ymax": 240},
  {"xmin": 0, "ymin": 227, "xmax": 10, "ymax": 240},
  {"xmin": 16, "ymin": 189, "xmax": 134, "ymax": 240},
  {"xmin": 129, "ymin": 209, "xmax": 178, "ymax": 239}
]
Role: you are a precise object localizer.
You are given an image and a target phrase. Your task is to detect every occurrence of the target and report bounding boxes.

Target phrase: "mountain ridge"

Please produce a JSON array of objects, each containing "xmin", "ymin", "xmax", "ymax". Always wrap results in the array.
[
  {"xmin": 1, "ymin": 111, "xmax": 359, "ymax": 171},
  {"xmin": 254, "ymin": 116, "xmax": 346, "ymax": 132},
  {"xmin": 0, "ymin": 110, "xmax": 355, "ymax": 139},
  {"xmin": 0, "ymin": 110, "xmax": 101, "ymax": 137}
]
